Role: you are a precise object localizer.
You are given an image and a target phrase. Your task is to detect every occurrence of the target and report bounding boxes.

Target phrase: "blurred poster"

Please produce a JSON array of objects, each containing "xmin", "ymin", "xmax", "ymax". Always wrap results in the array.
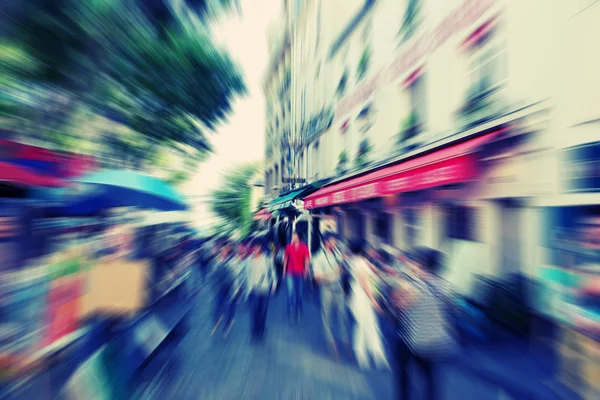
[{"xmin": 43, "ymin": 252, "xmax": 84, "ymax": 346}]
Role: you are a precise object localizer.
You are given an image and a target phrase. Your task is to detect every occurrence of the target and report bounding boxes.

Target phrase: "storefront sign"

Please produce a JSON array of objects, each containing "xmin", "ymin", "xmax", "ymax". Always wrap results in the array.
[
  {"xmin": 335, "ymin": 0, "xmax": 498, "ymax": 121},
  {"xmin": 305, "ymin": 155, "xmax": 476, "ymax": 209}
]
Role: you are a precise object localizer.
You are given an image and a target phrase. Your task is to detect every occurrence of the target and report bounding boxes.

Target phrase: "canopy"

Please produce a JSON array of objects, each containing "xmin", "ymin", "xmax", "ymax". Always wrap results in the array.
[
  {"xmin": 57, "ymin": 170, "xmax": 190, "ymax": 215},
  {"xmin": 267, "ymin": 187, "xmax": 306, "ymax": 212},
  {"xmin": 267, "ymin": 178, "xmax": 331, "ymax": 212}
]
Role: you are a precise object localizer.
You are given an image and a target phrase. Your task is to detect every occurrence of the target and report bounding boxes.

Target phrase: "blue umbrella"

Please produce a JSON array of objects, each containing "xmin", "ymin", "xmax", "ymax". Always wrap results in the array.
[{"xmin": 68, "ymin": 170, "xmax": 189, "ymax": 213}]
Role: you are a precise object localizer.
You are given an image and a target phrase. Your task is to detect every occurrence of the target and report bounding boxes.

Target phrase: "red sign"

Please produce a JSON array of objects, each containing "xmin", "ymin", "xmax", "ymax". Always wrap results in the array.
[
  {"xmin": 43, "ymin": 276, "xmax": 83, "ymax": 345},
  {"xmin": 305, "ymin": 154, "xmax": 477, "ymax": 209}
]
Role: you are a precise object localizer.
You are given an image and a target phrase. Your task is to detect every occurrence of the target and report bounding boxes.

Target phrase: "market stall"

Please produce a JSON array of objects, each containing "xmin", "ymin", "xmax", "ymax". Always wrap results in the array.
[{"xmin": 1, "ymin": 170, "xmax": 198, "ymax": 397}]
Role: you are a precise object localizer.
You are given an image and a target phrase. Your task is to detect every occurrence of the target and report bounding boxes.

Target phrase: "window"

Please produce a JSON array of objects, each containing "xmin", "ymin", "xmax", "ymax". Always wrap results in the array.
[
  {"xmin": 350, "ymin": 212, "xmax": 366, "ymax": 240},
  {"xmin": 409, "ymin": 75, "xmax": 427, "ymax": 124},
  {"xmin": 357, "ymin": 47, "xmax": 370, "ymax": 81},
  {"xmin": 445, "ymin": 205, "xmax": 479, "ymax": 241},
  {"xmin": 467, "ymin": 21, "xmax": 507, "ymax": 94},
  {"xmin": 336, "ymin": 71, "xmax": 348, "ymax": 98},
  {"xmin": 358, "ymin": 104, "xmax": 374, "ymax": 134},
  {"xmin": 404, "ymin": 208, "xmax": 421, "ymax": 247},
  {"xmin": 336, "ymin": 214, "xmax": 344, "ymax": 237},
  {"xmin": 375, "ymin": 213, "xmax": 392, "ymax": 244},
  {"xmin": 302, "ymin": 88, "xmax": 307, "ymax": 123},
  {"xmin": 313, "ymin": 140, "xmax": 320, "ymax": 178}
]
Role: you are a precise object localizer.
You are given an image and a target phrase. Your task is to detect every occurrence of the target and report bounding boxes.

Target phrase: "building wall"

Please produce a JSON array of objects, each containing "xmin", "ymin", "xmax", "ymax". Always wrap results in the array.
[
  {"xmin": 264, "ymin": 0, "xmax": 599, "ymax": 291},
  {"xmin": 271, "ymin": 0, "xmax": 599, "ymax": 189}
]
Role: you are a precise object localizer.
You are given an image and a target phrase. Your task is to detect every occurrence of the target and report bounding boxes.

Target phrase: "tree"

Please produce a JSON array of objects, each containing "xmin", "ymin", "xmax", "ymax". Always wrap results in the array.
[
  {"xmin": 208, "ymin": 162, "xmax": 260, "ymax": 238},
  {"xmin": 1, "ymin": 0, "xmax": 245, "ymax": 173}
]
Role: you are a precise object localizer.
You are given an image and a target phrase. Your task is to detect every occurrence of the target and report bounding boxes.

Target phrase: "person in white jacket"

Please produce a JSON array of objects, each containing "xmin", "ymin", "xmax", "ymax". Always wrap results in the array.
[
  {"xmin": 246, "ymin": 237, "xmax": 276, "ymax": 342},
  {"xmin": 348, "ymin": 239, "xmax": 390, "ymax": 371}
]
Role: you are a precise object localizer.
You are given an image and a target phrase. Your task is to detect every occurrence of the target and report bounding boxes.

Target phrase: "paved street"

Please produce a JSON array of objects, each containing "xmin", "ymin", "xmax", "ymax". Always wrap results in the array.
[
  {"xmin": 130, "ymin": 286, "xmax": 562, "ymax": 400},
  {"xmin": 2, "ymin": 283, "xmax": 575, "ymax": 400},
  {"xmin": 134, "ymin": 287, "xmax": 395, "ymax": 400}
]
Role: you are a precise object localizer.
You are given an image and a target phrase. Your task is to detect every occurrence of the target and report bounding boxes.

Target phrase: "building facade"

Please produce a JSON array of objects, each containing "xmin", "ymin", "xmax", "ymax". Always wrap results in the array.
[{"xmin": 264, "ymin": 0, "xmax": 599, "ymax": 291}]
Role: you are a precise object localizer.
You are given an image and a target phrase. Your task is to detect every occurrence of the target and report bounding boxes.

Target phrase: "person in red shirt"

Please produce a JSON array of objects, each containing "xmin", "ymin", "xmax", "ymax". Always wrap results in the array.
[{"xmin": 284, "ymin": 231, "xmax": 310, "ymax": 324}]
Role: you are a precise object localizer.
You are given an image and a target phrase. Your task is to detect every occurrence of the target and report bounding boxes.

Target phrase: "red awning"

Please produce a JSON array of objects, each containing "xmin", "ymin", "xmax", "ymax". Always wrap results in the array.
[
  {"xmin": 304, "ymin": 129, "xmax": 504, "ymax": 209},
  {"xmin": 0, "ymin": 162, "xmax": 67, "ymax": 187},
  {"xmin": 253, "ymin": 209, "xmax": 272, "ymax": 221}
]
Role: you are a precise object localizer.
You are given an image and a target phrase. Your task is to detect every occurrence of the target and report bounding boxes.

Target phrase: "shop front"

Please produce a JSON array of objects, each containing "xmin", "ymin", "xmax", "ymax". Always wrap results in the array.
[
  {"xmin": 531, "ymin": 142, "xmax": 599, "ymax": 398},
  {"xmin": 267, "ymin": 180, "xmax": 330, "ymax": 248},
  {"xmin": 305, "ymin": 130, "xmax": 503, "ymax": 251}
]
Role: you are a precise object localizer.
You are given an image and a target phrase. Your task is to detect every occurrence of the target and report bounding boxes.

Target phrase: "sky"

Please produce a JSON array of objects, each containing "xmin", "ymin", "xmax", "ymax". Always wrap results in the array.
[{"xmin": 181, "ymin": 0, "xmax": 281, "ymax": 229}]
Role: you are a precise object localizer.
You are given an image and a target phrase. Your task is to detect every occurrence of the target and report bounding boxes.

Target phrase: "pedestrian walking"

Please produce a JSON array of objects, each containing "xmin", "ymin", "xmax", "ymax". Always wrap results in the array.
[
  {"xmin": 283, "ymin": 231, "xmax": 310, "ymax": 324},
  {"xmin": 210, "ymin": 240, "xmax": 243, "ymax": 338},
  {"xmin": 347, "ymin": 239, "xmax": 390, "ymax": 371},
  {"xmin": 273, "ymin": 243, "xmax": 285, "ymax": 292},
  {"xmin": 312, "ymin": 232, "xmax": 350, "ymax": 359},
  {"xmin": 245, "ymin": 237, "xmax": 276, "ymax": 342},
  {"xmin": 389, "ymin": 247, "xmax": 458, "ymax": 400}
]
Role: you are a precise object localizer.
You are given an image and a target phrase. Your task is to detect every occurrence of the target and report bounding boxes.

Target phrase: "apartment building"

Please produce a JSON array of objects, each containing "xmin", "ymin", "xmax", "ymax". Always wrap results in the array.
[{"xmin": 264, "ymin": 0, "xmax": 599, "ymax": 289}]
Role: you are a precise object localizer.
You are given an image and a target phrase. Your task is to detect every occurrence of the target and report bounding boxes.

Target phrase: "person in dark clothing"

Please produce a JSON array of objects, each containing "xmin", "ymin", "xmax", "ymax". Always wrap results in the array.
[
  {"xmin": 246, "ymin": 238, "xmax": 276, "ymax": 342},
  {"xmin": 210, "ymin": 241, "xmax": 241, "ymax": 338},
  {"xmin": 273, "ymin": 244, "xmax": 285, "ymax": 292},
  {"xmin": 388, "ymin": 248, "xmax": 456, "ymax": 400}
]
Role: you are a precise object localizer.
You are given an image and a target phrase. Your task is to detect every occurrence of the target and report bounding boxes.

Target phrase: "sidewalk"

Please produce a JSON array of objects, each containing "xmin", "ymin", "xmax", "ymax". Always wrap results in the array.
[
  {"xmin": 2, "ymin": 288, "xmax": 577, "ymax": 400},
  {"xmin": 132, "ymin": 288, "xmax": 576, "ymax": 399}
]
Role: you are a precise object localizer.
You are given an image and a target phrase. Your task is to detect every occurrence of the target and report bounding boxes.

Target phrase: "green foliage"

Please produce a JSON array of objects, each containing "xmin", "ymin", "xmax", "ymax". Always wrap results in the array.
[
  {"xmin": 398, "ymin": 111, "xmax": 422, "ymax": 143},
  {"xmin": 336, "ymin": 150, "xmax": 348, "ymax": 175},
  {"xmin": 459, "ymin": 76, "xmax": 494, "ymax": 118},
  {"xmin": 2, "ymin": 0, "xmax": 245, "ymax": 169},
  {"xmin": 165, "ymin": 170, "xmax": 190, "ymax": 186},
  {"xmin": 209, "ymin": 162, "xmax": 260, "ymax": 238},
  {"xmin": 355, "ymin": 138, "xmax": 371, "ymax": 168}
]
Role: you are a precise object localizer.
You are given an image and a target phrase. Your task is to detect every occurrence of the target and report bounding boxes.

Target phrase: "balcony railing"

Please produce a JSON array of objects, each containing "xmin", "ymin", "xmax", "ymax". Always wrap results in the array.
[
  {"xmin": 336, "ymin": 150, "xmax": 348, "ymax": 176},
  {"xmin": 457, "ymin": 84, "xmax": 505, "ymax": 129},
  {"xmin": 354, "ymin": 138, "xmax": 372, "ymax": 169},
  {"xmin": 396, "ymin": 111, "xmax": 424, "ymax": 152}
]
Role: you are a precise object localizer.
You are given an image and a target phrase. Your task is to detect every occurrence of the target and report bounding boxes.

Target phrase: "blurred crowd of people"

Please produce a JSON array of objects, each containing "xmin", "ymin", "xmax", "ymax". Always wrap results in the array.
[{"xmin": 191, "ymin": 226, "xmax": 476, "ymax": 400}]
